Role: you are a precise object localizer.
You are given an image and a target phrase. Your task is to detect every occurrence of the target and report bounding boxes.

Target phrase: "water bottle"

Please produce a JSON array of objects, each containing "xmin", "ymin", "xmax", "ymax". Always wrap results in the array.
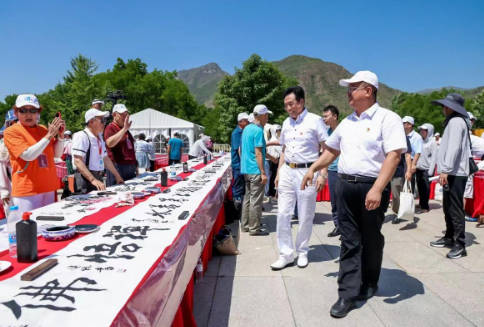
[
  {"xmin": 7, "ymin": 205, "xmax": 20, "ymax": 258},
  {"xmin": 182, "ymin": 162, "xmax": 188, "ymax": 173},
  {"xmin": 203, "ymin": 155, "xmax": 208, "ymax": 165},
  {"xmin": 169, "ymin": 166, "xmax": 177, "ymax": 179},
  {"xmin": 16, "ymin": 212, "xmax": 38, "ymax": 263}
]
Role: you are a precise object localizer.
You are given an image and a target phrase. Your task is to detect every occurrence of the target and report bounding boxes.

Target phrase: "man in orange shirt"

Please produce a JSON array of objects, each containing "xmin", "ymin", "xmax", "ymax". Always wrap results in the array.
[{"xmin": 4, "ymin": 94, "xmax": 65, "ymax": 213}]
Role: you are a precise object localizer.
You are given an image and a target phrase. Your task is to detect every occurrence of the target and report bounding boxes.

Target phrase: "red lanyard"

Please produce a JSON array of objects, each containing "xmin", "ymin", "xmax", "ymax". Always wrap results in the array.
[{"xmin": 96, "ymin": 137, "xmax": 102, "ymax": 155}]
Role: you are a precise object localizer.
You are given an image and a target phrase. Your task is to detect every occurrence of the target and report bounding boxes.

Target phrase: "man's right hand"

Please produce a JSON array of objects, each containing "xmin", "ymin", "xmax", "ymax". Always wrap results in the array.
[
  {"xmin": 301, "ymin": 170, "xmax": 315, "ymax": 190},
  {"xmin": 405, "ymin": 170, "xmax": 412, "ymax": 181},
  {"xmin": 261, "ymin": 173, "xmax": 268, "ymax": 185},
  {"xmin": 123, "ymin": 114, "xmax": 132, "ymax": 131},
  {"xmin": 91, "ymin": 179, "xmax": 106, "ymax": 190}
]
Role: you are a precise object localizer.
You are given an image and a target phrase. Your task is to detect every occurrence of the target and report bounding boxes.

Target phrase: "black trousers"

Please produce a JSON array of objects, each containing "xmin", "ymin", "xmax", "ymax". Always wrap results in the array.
[
  {"xmin": 337, "ymin": 178, "xmax": 390, "ymax": 300},
  {"xmin": 268, "ymin": 161, "xmax": 279, "ymax": 197},
  {"xmin": 416, "ymin": 169, "xmax": 430, "ymax": 210},
  {"xmin": 443, "ymin": 175, "xmax": 468, "ymax": 247}
]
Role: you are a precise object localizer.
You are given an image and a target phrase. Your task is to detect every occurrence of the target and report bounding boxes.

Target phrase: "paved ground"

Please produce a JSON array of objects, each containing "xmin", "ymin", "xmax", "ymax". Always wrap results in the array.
[{"xmin": 194, "ymin": 199, "xmax": 484, "ymax": 327}]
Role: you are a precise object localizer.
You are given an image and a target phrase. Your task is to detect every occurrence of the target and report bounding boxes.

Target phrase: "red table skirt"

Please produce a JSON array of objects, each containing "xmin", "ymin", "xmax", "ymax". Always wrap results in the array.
[
  {"xmin": 154, "ymin": 154, "xmax": 189, "ymax": 170},
  {"xmin": 466, "ymin": 172, "xmax": 484, "ymax": 218},
  {"xmin": 171, "ymin": 203, "xmax": 226, "ymax": 327},
  {"xmin": 316, "ymin": 183, "xmax": 330, "ymax": 202}
]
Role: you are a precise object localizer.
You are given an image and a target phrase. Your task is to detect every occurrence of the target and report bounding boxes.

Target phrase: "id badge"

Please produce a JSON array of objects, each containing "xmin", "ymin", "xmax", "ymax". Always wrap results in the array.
[{"xmin": 38, "ymin": 154, "xmax": 48, "ymax": 168}]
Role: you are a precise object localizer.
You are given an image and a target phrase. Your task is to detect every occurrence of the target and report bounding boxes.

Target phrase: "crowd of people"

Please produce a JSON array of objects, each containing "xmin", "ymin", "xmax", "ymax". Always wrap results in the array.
[
  {"xmin": 230, "ymin": 71, "xmax": 484, "ymax": 318},
  {"xmin": 0, "ymin": 96, "xmax": 215, "ymax": 218}
]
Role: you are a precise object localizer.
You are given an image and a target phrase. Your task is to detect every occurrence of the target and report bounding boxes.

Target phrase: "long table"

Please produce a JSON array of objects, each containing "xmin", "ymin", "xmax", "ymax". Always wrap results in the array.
[{"xmin": 0, "ymin": 155, "xmax": 232, "ymax": 326}]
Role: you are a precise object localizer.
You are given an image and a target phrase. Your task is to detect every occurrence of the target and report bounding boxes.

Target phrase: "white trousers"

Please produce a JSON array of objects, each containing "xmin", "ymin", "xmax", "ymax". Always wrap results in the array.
[
  {"xmin": 277, "ymin": 164, "xmax": 318, "ymax": 260},
  {"xmin": 12, "ymin": 191, "xmax": 55, "ymax": 214}
]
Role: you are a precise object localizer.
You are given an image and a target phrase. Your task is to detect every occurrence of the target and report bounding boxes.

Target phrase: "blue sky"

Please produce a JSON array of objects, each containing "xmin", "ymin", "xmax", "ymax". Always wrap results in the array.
[{"xmin": 1, "ymin": 0, "xmax": 483, "ymax": 100}]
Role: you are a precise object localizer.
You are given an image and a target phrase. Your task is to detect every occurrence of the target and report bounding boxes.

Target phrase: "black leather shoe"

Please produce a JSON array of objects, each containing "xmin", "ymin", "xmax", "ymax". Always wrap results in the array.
[
  {"xmin": 330, "ymin": 297, "xmax": 354, "ymax": 318},
  {"xmin": 391, "ymin": 216, "xmax": 400, "ymax": 224},
  {"xmin": 327, "ymin": 227, "xmax": 340, "ymax": 237},
  {"xmin": 249, "ymin": 230, "xmax": 269, "ymax": 236},
  {"xmin": 359, "ymin": 285, "xmax": 378, "ymax": 300},
  {"xmin": 447, "ymin": 245, "xmax": 467, "ymax": 259},
  {"xmin": 430, "ymin": 237, "xmax": 454, "ymax": 248}
]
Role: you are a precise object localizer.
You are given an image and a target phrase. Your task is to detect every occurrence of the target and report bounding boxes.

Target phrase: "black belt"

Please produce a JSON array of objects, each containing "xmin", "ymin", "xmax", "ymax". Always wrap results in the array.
[
  {"xmin": 338, "ymin": 173, "xmax": 376, "ymax": 183},
  {"xmin": 286, "ymin": 162, "xmax": 314, "ymax": 169}
]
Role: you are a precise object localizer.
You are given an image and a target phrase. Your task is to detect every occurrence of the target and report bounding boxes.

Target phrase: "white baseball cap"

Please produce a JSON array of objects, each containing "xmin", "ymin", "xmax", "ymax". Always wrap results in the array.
[
  {"xmin": 467, "ymin": 111, "xmax": 476, "ymax": 121},
  {"xmin": 112, "ymin": 103, "xmax": 129, "ymax": 114},
  {"xmin": 435, "ymin": 132, "xmax": 440, "ymax": 137},
  {"xmin": 248, "ymin": 113, "xmax": 255, "ymax": 123},
  {"xmin": 237, "ymin": 112, "xmax": 250, "ymax": 122},
  {"xmin": 85, "ymin": 108, "xmax": 109, "ymax": 123},
  {"xmin": 64, "ymin": 130, "xmax": 72, "ymax": 135},
  {"xmin": 92, "ymin": 99, "xmax": 105, "ymax": 105},
  {"xmin": 15, "ymin": 94, "xmax": 41, "ymax": 109},
  {"xmin": 253, "ymin": 104, "xmax": 273, "ymax": 115},
  {"xmin": 418, "ymin": 124, "xmax": 428, "ymax": 130},
  {"xmin": 402, "ymin": 116, "xmax": 415, "ymax": 125},
  {"xmin": 339, "ymin": 70, "xmax": 379, "ymax": 89}
]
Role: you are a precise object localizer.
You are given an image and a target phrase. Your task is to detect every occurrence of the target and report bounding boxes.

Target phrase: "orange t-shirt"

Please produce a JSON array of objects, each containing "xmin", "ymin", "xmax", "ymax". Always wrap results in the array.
[{"xmin": 4, "ymin": 123, "xmax": 58, "ymax": 197}]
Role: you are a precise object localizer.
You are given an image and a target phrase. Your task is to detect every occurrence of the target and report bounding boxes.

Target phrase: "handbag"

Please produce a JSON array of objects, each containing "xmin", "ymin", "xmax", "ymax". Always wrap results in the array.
[
  {"xmin": 397, "ymin": 180, "xmax": 415, "ymax": 220},
  {"xmin": 460, "ymin": 117, "xmax": 479, "ymax": 175}
]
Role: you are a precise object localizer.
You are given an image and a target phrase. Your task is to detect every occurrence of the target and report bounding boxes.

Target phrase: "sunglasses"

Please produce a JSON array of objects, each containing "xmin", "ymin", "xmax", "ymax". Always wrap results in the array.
[{"xmin": 18, "ymin": 108, "xmax": 39, "ymax": 114}]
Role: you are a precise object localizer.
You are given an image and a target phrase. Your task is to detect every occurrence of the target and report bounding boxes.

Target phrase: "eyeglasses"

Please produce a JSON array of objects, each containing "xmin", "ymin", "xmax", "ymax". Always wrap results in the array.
[
  {"xmin": 347, "ymin": 85, "xmax": 367, "ymax": 94},
  {"xmin": 18, "ymin": 108, "xmax": 39, "ymax": 114}
]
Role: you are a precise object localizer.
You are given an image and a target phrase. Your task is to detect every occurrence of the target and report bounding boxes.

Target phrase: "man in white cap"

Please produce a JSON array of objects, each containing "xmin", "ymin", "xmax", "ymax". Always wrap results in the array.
[
  {"xmin": 104, "ymin": 103, "xmax": 137, "ymax": 186},
  {"xmin": 270, "ymin": 86, "xmax": 328, "ymax": 271},
  {"xmin": 72, "ymin": 109, "xmax": 123, "ymax": 193},
  {"xmin": 91, "ymin": 99, "xmax": 104, "ymax": 110},
  {"xmin": 302, "ymin": 71, "xmax": 407, "ymax": 318},
  {"xmin": 402, "ymin": 115, "xmax": 422, "ymax": 196},
  {"xmin": 240, "ymin": 104, "xmax": 271, "ymax": 236},
  {"xmin": 231, "ymin": 112, "xmax": 250, "ymax": 212}
]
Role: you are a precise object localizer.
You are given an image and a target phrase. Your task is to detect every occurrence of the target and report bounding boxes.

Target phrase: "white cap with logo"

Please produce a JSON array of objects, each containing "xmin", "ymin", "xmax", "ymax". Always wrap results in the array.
[
  {"xmin": 253, "ymin": 104, "xmax": 273, "ymax": 115},
  {"xmin": 85, "ymin": 108, "xmax": 109, "ymax": 123},
  {"xmin": 15, "ymin": 94, "xmax": 41, "ymax": 109},
  {"xmin": 402, "ymin": 116, "xmax": 415, "ymax": 125},
  {"xmin": 339, "ymin": 70, "xmax": 379, "ymax": 89},
  {"xmin": 112, "ymin": 103, "xmax": 129, "ymax": 114},
  {"xmin": 237, "ymin": 112, "xmax": 250, "ymax": 122}
]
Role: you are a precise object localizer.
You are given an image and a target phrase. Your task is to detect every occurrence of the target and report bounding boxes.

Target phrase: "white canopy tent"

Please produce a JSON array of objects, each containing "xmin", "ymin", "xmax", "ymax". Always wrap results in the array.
[{"xmin": 129, "ymin": 108, "xmax": 204, "ymax": 153}]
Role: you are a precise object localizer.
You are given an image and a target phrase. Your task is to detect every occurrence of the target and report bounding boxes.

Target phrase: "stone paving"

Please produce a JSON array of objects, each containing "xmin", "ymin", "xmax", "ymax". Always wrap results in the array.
[{"xmin": 194, "ymin": 200, "xmax": 484, "ymax": 327}]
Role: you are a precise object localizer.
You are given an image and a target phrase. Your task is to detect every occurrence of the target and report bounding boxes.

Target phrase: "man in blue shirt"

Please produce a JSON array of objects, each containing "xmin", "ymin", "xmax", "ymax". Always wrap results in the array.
[
  {"xmin": 167, "ymin": 133, "xmax": 183, "ymax": 165},
  {"xmin": 322, "ymin": 105, "xmax": 341, "ymax": 237},
  {"xmin": 231, "ymin": 112, "xmax": 250, "ymax": 210},
  {"xmin": 403, "ymin": 116, "xmax": 423, "ymax": 194},
  {"xmin": 241, "ymin": 104, "xmax": 271, "ymax": 236}
]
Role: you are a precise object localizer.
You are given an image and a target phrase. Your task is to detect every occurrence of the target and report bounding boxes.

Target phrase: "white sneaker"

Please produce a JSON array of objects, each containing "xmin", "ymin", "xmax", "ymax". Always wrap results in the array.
[
  {"xmin": 297, "ymin": 254, "xmax": 308, "ymax": 268},
  {"xmin": 270, "ymin": 256, "xmax": 295, "ymax": 271}
]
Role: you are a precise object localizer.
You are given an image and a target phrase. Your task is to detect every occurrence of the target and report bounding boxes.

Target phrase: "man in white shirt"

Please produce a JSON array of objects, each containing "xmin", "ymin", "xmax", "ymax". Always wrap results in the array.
[
  {"xmin": 188, "ymin": 135, "xmax": 211, "ymax": 159},
  {"xmin": 72, "ymin": 108, "xmax": 124, "ymax": 193},
  {"xmin": 402, "ymin": 116, "xmax": 423, "ymax": 194},
  {"xmin": 270, "ymin": 86, "xmax": 328, "ymax": 271},
  {"xmin": 302, "ymin": 71, "xmax": 407, "ymax": 318}
]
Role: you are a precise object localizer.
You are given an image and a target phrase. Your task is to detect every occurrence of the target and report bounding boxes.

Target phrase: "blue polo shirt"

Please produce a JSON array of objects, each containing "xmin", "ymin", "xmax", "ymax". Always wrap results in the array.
[
  {"xmin": 327, "ymin": 128, "xmax": 339, "ymax": 172},
  {"xmin": 231, "ymin": 126, "xmax": 243, "ymax": 170},
  {"xmin": 168, "ymin": 137, "xmax": 183, "ymax": 160},
  {"xmin": 241, "ymin": 123, "xmax": 266, "ymax": 175}
]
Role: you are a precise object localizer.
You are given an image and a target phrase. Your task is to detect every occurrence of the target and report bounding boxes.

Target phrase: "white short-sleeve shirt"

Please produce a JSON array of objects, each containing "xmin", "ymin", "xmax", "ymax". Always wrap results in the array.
[
  {"xmin": 407, "ymin": 130, "xmax": 423, "ymax": 157},
  {"xmin": 280, "ymin": 109, "xmax": 328, "ymax": 163},
  {"xmin": 325, "ymin": 103, "xmax": 407, "ymax": 178},
  {"xmin": 72, "ymin": 128, "xmax": 108, "ymax": 171}
]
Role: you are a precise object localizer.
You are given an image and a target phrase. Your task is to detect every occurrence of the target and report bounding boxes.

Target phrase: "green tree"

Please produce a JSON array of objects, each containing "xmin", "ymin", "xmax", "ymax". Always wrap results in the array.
[
  {"xmin": 468, "ymin": 89, "xmax": 484, "ymax": 128},
  {"xmin": 214, "ymin": 54, "xmax": 297, "ymax": 142}
]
